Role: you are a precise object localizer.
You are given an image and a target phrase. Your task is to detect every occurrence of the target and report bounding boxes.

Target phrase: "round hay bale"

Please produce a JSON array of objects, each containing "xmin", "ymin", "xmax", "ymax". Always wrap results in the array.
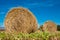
[
  {"xmin": 4, "ymin": 7, "xmax": 38, "ymax": 34},
  {"xmin": 43, "ymin": 21, "xmax": 57, "ymax": 32}
]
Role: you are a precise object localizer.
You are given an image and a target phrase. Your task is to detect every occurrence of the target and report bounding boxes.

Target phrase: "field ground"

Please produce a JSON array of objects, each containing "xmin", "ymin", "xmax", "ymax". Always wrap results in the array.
[{"xmin": 0, "ymin": 31, "xmax": 60, "ymax": 40}]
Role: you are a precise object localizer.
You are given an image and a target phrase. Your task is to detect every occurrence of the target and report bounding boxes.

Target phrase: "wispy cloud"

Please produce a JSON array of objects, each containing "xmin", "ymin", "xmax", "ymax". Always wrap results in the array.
[
  {"xmin": 40, "ymin": 2, "xmax": 54, "ymax": 7},
  {"xmin": 23, "ymin": 2, "xmax": 54, "ymax": 8}
]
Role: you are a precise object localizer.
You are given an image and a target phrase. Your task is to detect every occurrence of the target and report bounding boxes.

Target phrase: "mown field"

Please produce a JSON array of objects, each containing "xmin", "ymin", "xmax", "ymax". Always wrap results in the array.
[{"xmin": 0, "ymin": 31, "xmax": 60, "ymax": 40}]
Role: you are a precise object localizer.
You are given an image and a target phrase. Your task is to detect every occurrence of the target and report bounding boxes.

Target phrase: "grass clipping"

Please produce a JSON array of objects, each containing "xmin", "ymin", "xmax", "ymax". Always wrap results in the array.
[{"xmin": 4, "ymin": 7, "xmax": 38, "ymax": 34}]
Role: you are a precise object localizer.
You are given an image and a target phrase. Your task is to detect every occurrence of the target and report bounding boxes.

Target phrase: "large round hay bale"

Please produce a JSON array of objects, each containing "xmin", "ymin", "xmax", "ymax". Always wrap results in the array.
[
  {"xmin": 43, "ymin": 21, "xmax": 57, "ymax": 32},
  {"xmin": 4, "ymin": 7, "xmax": 38, "ymax": 34}
]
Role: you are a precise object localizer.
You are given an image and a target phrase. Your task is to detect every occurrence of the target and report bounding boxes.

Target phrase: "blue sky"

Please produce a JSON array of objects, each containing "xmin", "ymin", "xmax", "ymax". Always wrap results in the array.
[{"xmin": 0, "ymin": 0, "xmax": 60, "ymax": 27}]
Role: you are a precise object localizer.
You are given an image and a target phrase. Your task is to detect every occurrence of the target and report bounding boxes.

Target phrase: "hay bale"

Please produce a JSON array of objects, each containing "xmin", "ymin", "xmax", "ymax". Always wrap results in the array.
[
  {"xmin": 43, "ymin": 21, "xmax": 57, "ymax": 32},
  {"xmin": 4, "ymin": 7, "xmax": 38, "ymax": 34}
]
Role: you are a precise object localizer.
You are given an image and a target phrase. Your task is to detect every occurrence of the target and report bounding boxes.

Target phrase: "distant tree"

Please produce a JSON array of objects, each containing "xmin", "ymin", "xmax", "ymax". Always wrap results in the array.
[
  {"xmin": 38, "ymin": 25, "xmax": 44, "ymax": 31},
  {"xmin": 57, "ymin": 25, "xmax": 60, "ymax": 31}
]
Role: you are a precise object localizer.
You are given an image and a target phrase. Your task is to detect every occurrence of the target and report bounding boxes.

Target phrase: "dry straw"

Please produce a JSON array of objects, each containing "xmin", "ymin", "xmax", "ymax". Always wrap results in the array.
[{"xmin": 4, "ymin": 7, "xmax": 38, "ymax": 34}]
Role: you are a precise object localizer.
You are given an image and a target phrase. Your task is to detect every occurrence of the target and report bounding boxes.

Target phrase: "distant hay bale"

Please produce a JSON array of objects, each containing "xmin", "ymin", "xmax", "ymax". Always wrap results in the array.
[
  {"xmin": 4, "ymin": 7, "xmax": 38, "ymax": 34},
  {"xmin": 43, "ymin": 21, "xmax": 57, "ymax": 32}
]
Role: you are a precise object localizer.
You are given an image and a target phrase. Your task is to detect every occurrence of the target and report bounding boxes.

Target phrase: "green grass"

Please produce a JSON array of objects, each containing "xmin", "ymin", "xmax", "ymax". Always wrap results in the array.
[{"xmin": 0, "ymin": 31, "xmax": 60, "ymax": 40}]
